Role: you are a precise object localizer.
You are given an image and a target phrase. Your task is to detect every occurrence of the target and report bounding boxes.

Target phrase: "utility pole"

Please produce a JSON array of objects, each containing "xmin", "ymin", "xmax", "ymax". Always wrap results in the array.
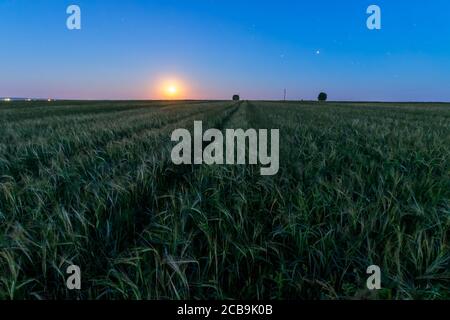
[{"xmin": 283, "ymin": 88, "xmax": 286, "ymax": 101}]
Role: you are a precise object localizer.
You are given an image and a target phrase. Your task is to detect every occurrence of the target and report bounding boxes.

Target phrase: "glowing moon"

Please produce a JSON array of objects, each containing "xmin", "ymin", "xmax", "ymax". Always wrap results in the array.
[
  {"xmin": 160, "ymin": 79, "xmax": 184, "ymax": 99},
  {"xmin": 152, "ymin": 76, "xmax": 188, "ymax": 99},
  {"xmin": 166, "ymin": 85, "xmax": 178, "ymax": 96}
]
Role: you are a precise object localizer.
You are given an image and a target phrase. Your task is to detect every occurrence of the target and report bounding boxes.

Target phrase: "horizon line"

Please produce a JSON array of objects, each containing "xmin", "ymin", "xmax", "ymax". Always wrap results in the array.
[{"xmin": 2, "ymin": 98, "xmax": 450, "ymax": 104}]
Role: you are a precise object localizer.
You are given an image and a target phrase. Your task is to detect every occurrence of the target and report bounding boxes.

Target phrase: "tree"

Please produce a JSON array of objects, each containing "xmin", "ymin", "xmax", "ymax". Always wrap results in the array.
[
  {"xmin": 318, "ymin": 92, "xmax": 327, "ymax": 102},
  {"xmin": 232, "ymin": 95, "xmax": 240, "ymax": 101}
]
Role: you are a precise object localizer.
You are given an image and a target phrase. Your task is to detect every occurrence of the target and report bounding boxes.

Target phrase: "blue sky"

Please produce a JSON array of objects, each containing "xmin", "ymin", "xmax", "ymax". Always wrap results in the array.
[{"xmin": 1, "ymin": 0, "xmax": 450, "ymax": 101}]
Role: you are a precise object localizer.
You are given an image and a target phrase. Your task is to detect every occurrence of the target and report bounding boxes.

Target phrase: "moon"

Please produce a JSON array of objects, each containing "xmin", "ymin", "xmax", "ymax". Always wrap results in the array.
[{"xmin": 166, "ymin": 85, "xmax": 178, "ymax": 96}]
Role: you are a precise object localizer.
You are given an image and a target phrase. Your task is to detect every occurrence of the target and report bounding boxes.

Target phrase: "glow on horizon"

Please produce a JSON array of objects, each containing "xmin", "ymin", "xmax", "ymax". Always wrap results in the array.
[
  {"xmin": 166, "ymin": 85, "xmax": 178, "ymax": 97},
  {"xmin": 154, "ymin": 77, "xmax": 187, "ymax": 100}
]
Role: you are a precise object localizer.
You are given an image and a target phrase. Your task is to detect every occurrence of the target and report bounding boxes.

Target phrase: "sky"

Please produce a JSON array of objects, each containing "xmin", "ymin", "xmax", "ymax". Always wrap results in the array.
[{"xmin": 1, "ymin": 0, "xmax": 450, "ymax": 101}]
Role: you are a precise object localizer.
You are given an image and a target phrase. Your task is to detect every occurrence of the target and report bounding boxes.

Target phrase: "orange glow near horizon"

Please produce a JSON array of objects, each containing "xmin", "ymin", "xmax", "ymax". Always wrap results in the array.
[
  {"xmin": 166, "ymin": 85, "xmax": 178, "ymax": 97},
  {"xmin": 156, "ymin": 78, "xmax": 185, "ymax": 100}
]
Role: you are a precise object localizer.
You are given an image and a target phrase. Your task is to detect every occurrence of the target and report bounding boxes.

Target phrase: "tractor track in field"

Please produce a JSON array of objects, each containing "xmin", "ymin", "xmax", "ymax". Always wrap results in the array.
[
  {"xmin": 0, "ymin": 102, "xmax": 242, "ymax": 265},
  {"xmin": 147, "ymin": 101, "xmax": 243, "ymax": 203},
  {"xmin": 2, "ymin": 103, "xmax": 236, "ymax": 178},
  {"xmin": 0, "ymin": 101, "xmax": 227, "ymax": 145},
  {"xmin": 79, "ymin": 102, "xmax": 244, "ymax": 258},
  {"xmin": 0, "ymin": 100, "xmax": 217, "ymax": 124}
]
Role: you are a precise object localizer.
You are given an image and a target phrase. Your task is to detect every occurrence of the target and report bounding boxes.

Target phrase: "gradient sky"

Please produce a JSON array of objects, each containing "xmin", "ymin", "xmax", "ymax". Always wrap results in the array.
[{"xmin": 1, "ymin": 0, "xmax": 450, "ymax": 101}]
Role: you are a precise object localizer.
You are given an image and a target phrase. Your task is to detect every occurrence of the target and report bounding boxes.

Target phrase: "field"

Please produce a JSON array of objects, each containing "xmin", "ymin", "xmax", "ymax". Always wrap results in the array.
[{"xmin": 0, "ymin": 100, "xmax": 449, "ymax": 300}]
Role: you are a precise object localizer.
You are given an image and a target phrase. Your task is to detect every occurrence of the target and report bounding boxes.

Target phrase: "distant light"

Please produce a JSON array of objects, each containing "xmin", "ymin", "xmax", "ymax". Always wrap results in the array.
[
  {"xmin": 27, "ymin": 99, "xmax": 32, "ymax": 101},
  {"xmin": 48, "ymin": 99, "xmax": 52, "ymax": 102},
  {"xmin": 4, "ymin": 98, "xmax": 11, "ymax": 102},
  {"xmin": 164, "ymin": 84, "xmax": 179, "ymax": 98},
  {"xmin": 167, "ymin": 86, "xmax": 177, "ymax": 95},
  {"xmin": 159, "ymin": 77, "xmax": 185, "ymax": 99}
]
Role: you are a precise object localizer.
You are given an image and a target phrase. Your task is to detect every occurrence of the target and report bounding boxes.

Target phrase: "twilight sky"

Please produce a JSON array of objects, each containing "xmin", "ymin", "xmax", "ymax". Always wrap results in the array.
[{"xmin": 1, "ymin": 0, "xmax": 450, "ymax": 101}]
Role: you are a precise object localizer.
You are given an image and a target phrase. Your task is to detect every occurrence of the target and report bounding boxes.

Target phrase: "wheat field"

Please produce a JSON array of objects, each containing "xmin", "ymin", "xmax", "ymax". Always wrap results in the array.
[{"xmin": 0, "ymin": 100, "xmax": 449, "ymax": 299}]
